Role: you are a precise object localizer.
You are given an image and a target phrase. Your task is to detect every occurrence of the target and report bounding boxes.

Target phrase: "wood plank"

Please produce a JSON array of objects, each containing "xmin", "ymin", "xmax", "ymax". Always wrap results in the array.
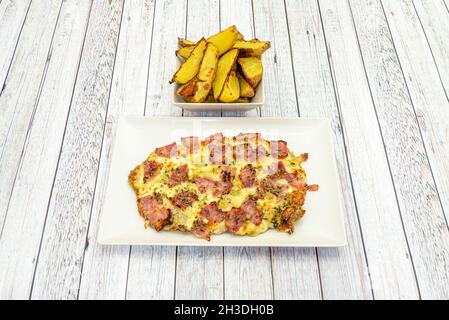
[
  {"xmin": 174, "ymin": 0, "xmax": 223, "ymax": 300},
  {"xmin": 351, "ymin": 0, "xmax": 444, "ymax": 299},
  {"xmin": 0, "ymin": 0, "xmax": 31, "ymax": 86},
  {"xmin": 125, "ymin": 0, "xmax": 187, "ymax": 299},
  {"xmin": 219, "ymin": 0, "xmax": 258, "ymax": 117},
  {"xmin": 0, "ymin": 0, "xmax": 91, "ymax": 300},
  {"xmin": 248, "ymin": 0, "xmax": 322, "ymax": 300},
  {"xmin": 380, "ymin": 0, "xmax": 449, "ymax": 298},
  {"xmin": 144, "ymin": 0, "xmax": 185, "ymax": 116},
  {"xmin": 30, "ymin": 0, "xmax": 124, "ymax": 299},
  {"xmin": 318, "ymin": 0, "xmax": 420, "ymax": 298},
  {"xmin": 175, "ymin": 246, "xmax": 223, "ymax": 299},
  {"xmin": 413, "ymin": 0, "xmax": 449, "ymax": 95},
  {"xmin": 252, "ymin": 0, "xmax": 298, "ymax": 118},
  {"xmin": 224, "ymin": 247, "xmax": 273, "ymax": 299},
  {"xmin": 183, "ymin": 0, "xmax": 220, "ymax": 117},
  {"xmin": 382, "ymin": 0, "xmax": 449, "ymax": 222},
  {"xmin": 271, "ymin": 248, "xmax": 321, "ymax": 300},
  {"xmin": 78, "ymin": 0, "xmax": 156, "ymax": 300},
  {"xmin": 0, "ymin": 0, "xmax": 62, "ymax": 238},
  {"xmin": 126, "ymin": 246, "xmax": 176, "ymax": 299},
  {"xmin": 222, "ymin": 0, "xmax": 292, "ymax": 300},
  {"xmin": 283, "ymin": 0, "xmax": 374, "ymax": 299}
]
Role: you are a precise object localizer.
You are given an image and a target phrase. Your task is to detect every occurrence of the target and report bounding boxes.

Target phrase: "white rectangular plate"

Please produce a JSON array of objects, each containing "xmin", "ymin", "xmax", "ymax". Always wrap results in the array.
[{"xmin": 98, "ymin": 116, "xmax": 346, "ymax": 246}]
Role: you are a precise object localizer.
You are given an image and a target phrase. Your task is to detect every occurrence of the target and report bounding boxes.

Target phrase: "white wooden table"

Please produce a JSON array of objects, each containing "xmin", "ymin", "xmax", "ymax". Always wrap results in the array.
[{"xmin": 0, "ymin": 0, "xmax": 448, "ymax": 300}]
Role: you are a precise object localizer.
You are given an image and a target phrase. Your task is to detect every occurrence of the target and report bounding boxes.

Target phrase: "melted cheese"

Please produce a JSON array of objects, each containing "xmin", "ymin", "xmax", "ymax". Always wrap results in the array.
[{"xmin": 129, "ymin": 134, "xmax": 311, "ymax": 238}]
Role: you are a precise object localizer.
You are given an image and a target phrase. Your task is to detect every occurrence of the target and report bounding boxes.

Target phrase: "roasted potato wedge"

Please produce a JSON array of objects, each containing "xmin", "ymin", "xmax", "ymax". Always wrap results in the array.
[
  {"xmin": 238, "ymin": 57, "xmax": 263, "ymax": 88},
  {"xmin": 233, "ymin": 39, "xmax": 271, "ymax": 57},
  {"xmin": 212, "ymin": 49, "xmax": 239, "ymax": 99},
  {"xmin": 198, "ymin": 43, "xmax": 219, "ymax": 82},
  {"xmin": 192, "ymin": 81, "xmax": 213, "ymax": 103},
  {"xmin": 237, "ymin": 31, "xmax": 244, "ymax": 41},
  {"xmin": 207, "ymin": 25, "xmax": 240, "ymax": 56},
  {"xmin": 191, "ymin": 43, "xmax": 219, "ymax": 103},
  {"xmin": 236, "ymin": 97, "xmax": 250, "ymax": 103},
  {"xmin": 176, "ymin": 45, "xmax": 195, "ymax": 59},
  {"xmin": 176, "ymin": 78, "xmax": 198, "ymax": 98},
  {"xmin": 219, "ymin": 71, "xmax": 240, "ymax": 103},
  {"xmin": 178, "ymin": 37, "xmax": 195, "ymax": 47},
  {"xmin": 237, "ymin": 71, "xmax": 255, "ymax": 98},
  {"xmin": 171, "ymin": 38, "xmax": 207, "ymax": 84}
]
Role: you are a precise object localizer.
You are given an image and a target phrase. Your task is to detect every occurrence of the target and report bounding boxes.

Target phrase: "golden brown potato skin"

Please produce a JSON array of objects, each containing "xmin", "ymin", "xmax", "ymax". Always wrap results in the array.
[
  {"xmin": 171, "ymin": 26, "xmax": 270, "ymax": 103},
  {"xmin": 212, "ymin": 49, "xmax": 239, "ymax": 100},
  {"xmin": 233, "ymin": 39, "xmax": 271, "ymax": 57},
  {"xmin": 171, "ymin": 38, "xmax": 207, "ymax": 84},
  {"xmin": 219, "ymin": 71, "xmax": 240, "ymax": 102},
  {"xmin": 238, "ymin": 57, "xmax": 263, "ymax": 88}
]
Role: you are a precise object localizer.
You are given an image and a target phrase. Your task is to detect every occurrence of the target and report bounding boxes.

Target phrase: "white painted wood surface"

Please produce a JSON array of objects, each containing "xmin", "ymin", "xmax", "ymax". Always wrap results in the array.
[{"xmin": 0, "ymin": 0, "xmax": 448, "ymax": 300}]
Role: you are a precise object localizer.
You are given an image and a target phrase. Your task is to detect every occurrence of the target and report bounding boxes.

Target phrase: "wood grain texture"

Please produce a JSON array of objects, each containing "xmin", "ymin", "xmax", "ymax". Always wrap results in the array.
[
  {"xmin": 350, "ymin": 0, "xmax": 449, "ymax": 300},
  {"xmin": 0, "ymin": 0, "xmax": 448, "ymax": 300},
  {"xmin": 250, "ymin": 0, "xmax": 322, "ymax": 300},
  {"xmin": 412, "ymin": 0, "xmax": 449, "ymax": 96},
  {"xmin": 78, "ymin": 0, "xmax": 156, "ymax": 300},
  {"xmin": 30, "ymin": 0, "xmax": 124, "ymax": 299},
  {"xmin": 175, "ymin": 246, "xmax": 223, "ymax": 299},
  {"xmin": 0, "ymin": 0, "xmax": 62, "ymax": 238},
  {"xmin": 219, "ymin": 0, "xmax": 258, "ymax": 117},
  {"xmin": 0, "ymin": 0, "xmax": 31, "ymax": 86},
  {"xmin": 183, "ymin": 0, "xmax": 220, "ymax": 117},
  {"xmin": 380, "ymin": 0, "xmax": 449, "ymax": 299},
  {"xmin": 174, "ymin": 0, "xmax": 223, "ymax": 300},
  {"xmin": 144, "ymin": 0, "xmax": 186, "ymax": 116},
  {"xmin": 271, "ymin": 248, "xmax": 321, "ymax": 299},
  {"xmin": 222, "ymin": 0, "xmax": 303, "ymax": 300},
  {"xmin": 126, "ymin": 246, "xmax": 176, "ymax": 299},
  {"xmin": 382, "ymin": 0, "xmax": 449, "ymax": 222},
  {"xmin": 0, "ymin": 0, "xmax": 92, "ymax": 300},
  {"xmin": 224, "ymin": 247, "xmax": 273, "ymax": 299},
  {"xmin": 284, "ymin": 0, "xmax": 373, "ymax": 300},
  {"xmin": 318, "ymin": 0, "xmax": 420, "ymax": 299},
  {"xmin": 126, "ymin": 0, "xmax": 186, "ymax": 299},
  {"xmin": 252, "ymin": 0, "xmax": 297, "ymax": 117}
]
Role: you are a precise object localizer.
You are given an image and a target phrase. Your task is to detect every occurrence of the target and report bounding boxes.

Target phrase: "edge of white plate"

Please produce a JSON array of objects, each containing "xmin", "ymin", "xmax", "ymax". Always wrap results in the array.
[{"xmin": 97, "ymin": 116, "xmax": 347, "ymax": 247}]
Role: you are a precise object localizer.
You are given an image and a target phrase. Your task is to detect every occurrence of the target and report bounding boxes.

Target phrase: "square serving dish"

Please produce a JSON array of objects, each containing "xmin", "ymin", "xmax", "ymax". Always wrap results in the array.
[
  {"xmin": 97, "ymin": 116, "xmax": 346, "ymax": 247},
  {"xmin": 173, "ymin": 79, "xmax": 264, "ymax": 112}
]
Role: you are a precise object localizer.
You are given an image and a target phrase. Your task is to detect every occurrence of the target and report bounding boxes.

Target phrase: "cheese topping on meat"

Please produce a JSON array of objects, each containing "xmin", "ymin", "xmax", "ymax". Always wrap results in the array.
[{"xmin": 128, "ymin": 132, "xmax": 318, "ymax": 241}]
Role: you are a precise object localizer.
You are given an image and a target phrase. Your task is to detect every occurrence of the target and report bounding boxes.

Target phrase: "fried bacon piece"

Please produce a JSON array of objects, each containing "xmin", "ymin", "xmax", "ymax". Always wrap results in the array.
[
  {"xmin": 241, "ymin": 198, "xmax": 263, "ymax": 225},
  {"xmin": 234, "ymin": 143, "xmax": 257, "ymax": 162},
  {"xmin": 142, "ymin": 160, "xmax": 162, "ymax": 183},
  {"xmin": 194, "ymin": 167, "xmax": 235, "ymax": 197},
  {"xmin": 170, "ymin": 191, "xmax": 198, "ymax": 209},
  {"xmin": 269, "ymin": 140, "xmax": 289, "ymax": 159},
  {"xmin": 168, "ymin": 164, "xmax": 189, "ymax": 187},
  {"xmin": 137, "ymin": 195, "xmax": 171, "ymax": 231},
  {"xmin": 208, "ymin": 143, "xmax": 226, "ymax": 164},
  {"xmin": 266, "ymin": 161, "xmax": 287, "ymax": 179},
  {"xmin": 277, "ymin": 206, "xmax": 305, "ymax": 234},
  {"xmin": 181, "ymin": 136, "xmax": 200, "ymax": 154},
  {"xmin": 225, "ymin": 208, "xmax": 247, "ymax": 234},
  {"xmin": 194, "ymin": 177, "xmax": 217, "ymax": 193},
  {"xmin": 285, "ymin": 171, "xmax": 305, "ymax": 189},
  {"xmin": 155, "ymin": 142, "xmax": 179, "ymax": 158},
  {"xmin": 240, "ymin": 164, "xmax": 256, "ymax": 188},
  {"xmin": 204, "ymin": 132, "xmax": 224, "ymax": 145},
  {"xmin": 192, "ymin": 225, "xmax": 211, "ymax": 241},
  {"xmin": 199, "ymin": 201, "xmax": 225, "ymax": 224},
  {"xmin": 307, "ymin": 184, "xmax": 319, "ymax": 191}
]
